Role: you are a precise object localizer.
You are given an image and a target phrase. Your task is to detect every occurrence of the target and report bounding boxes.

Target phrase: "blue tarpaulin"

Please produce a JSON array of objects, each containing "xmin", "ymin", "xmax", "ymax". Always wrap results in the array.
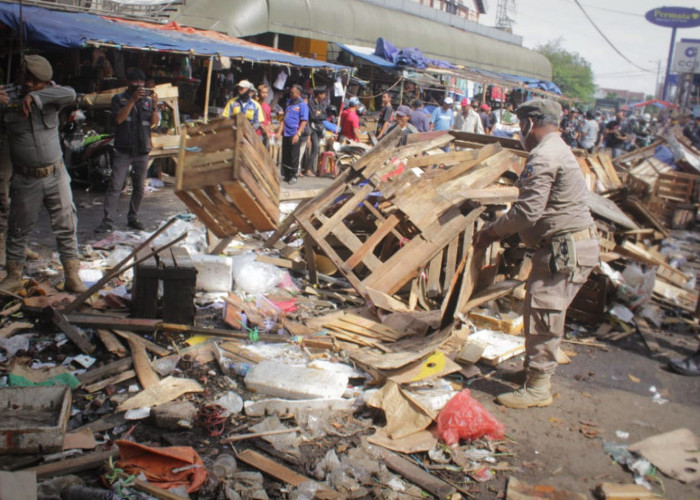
[
  {"xmin": 0, "ymin": 2, "xmax": 347, "ymax": 69},
  {"xmin": 375, "ymin": 38, "xmax": 456, "ymax": 69},
  {"xmin": 337, "ymin": 43, "xmax": 397, "ymax": 69}
]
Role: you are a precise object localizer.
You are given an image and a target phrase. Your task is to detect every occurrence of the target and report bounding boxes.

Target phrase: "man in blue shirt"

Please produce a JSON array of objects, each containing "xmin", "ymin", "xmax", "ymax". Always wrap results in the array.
[
  {"xmin": 281, "ymin": 84, "xmax": 308, "ymax": 184},
  {"xmin": 409, "ymin": 99, "xmax": 430, "ymax": 132},
  {"xmin": 430, "ymin": 97, "xmax": 454, "ymax": 132}
]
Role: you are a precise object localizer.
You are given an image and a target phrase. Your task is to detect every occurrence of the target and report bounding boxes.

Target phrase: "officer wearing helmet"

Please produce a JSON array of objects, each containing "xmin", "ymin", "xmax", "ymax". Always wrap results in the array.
[{"xmin": 474, "ymin": 99, "xmax": 599, "ymax": 409}]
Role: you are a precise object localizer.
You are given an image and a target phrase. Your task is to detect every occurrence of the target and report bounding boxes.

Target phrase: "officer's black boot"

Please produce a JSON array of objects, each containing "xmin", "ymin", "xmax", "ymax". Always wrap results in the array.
[{"xmin": 667, "ymin": 347, "xmax": 700, "ymax": 376}]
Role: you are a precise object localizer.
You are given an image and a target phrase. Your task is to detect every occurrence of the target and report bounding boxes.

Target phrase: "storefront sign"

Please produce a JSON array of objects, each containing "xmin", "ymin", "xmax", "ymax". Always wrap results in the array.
[
  {"xmin": 645, "ymin": 7, "xmax": 700, "ymax": 29},
  {"xmin": 672, "ymin": 40, "xmax": 700, "ymax": 74}
]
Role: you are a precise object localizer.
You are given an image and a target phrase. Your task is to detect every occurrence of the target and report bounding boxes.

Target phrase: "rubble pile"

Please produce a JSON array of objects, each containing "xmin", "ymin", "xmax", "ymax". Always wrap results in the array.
[{"xmin": 0, "ymin": 122, "xmax": 699, "ymax": 499}]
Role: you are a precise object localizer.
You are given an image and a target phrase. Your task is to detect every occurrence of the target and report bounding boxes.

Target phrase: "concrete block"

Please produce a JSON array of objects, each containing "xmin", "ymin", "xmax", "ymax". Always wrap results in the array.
[
  {"xmin": 244, "ymin": 361, "xmax": 349, "ymax": 400},
  {"xmin": 150, "ymin": 401, "xmax": 196, "ymax": 430},
  {"xmin": 190, "ymin": 254, "xmax": 233, "ymax": 292}
]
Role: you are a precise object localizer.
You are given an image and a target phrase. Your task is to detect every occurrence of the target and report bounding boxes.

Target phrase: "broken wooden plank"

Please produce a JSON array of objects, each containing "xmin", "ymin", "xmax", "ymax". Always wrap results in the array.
[
  {"xmin": 51, "ymin": 309, "xmax": 96, "ymax": 355},
  {"xmin": 373, "ymin": 446, "xmax": 457, "ymax": 499},
  {"xmin": 586, "ymin": 192, "xmax": 639, "ymax": 229},
  {"xmin": 83, "ymin": 370, "xmax": 137, "ymax": 394},
  {"xmin": 236, "ymin": 449, "xmax": 313, "ymax": 486},
  {"xmin": 76, "ymin": 357, "xmax": 133, "ymax": 385},
  {"xmin": 26, "ymin": 448, "xmax": 120, "ymax": 479},
  {"xmin": 65, "ymin": 314, "xmax": 162, "ymax": 332},
  {"xmin": 128, "ymin": 339, "xmax": 159, "ymax": 389},
  {"xmin": 96, "ymin": 329, "xmax": 127, "ymax": 358},
  {"xmin": 460, "ymin": 279, "xmax": 523, "ymax": 314},
  {"xmin": 113, "ymin": 330, "xmax": 170, "ymax": 357}
]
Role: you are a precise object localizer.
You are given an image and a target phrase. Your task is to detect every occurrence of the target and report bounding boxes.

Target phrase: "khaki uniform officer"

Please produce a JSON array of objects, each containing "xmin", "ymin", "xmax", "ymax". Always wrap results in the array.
[
  {"xmin": 0, "ymin": 55, "xmax": 86, "ymax": 294},
  {"xmin": 475, "ymin": 99, "xmax": 599, "ymax": 409}
]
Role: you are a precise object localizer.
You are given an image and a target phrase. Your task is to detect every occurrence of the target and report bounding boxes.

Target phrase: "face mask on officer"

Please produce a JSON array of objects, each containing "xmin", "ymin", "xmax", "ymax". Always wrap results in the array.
[{"xmin": 519, "ymin": 117, "xmax": 534, "ymax": 150}]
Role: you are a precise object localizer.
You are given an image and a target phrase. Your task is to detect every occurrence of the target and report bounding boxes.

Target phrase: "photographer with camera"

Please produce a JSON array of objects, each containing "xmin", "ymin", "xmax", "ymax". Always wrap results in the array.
[{"xmin": 96, "ymin": 67, "xmax": 158, "ymax": 233}]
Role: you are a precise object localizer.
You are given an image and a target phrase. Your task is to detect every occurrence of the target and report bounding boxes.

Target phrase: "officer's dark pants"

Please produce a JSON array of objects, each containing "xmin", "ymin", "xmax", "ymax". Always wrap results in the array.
[
  {"xmin": 281, "ymin": 136, "xmax": 302, "ymax": 181},
  {"xmin": 305, "ymin": 128, "xmax": 322, "ymax": 174},
  {"xmin": 6, "ymin": 162, "xmax": 79, "ymax": 263},
  {"xmin": 524, "ymin": 238, "xmax": 599, "ymax": 374},
  {"xmin": 103, "ymin": 151, "xmax": 149, "ymax": 224},
  {"xmin": 0, "ymin": 139, "xmax": 11, "ymax": 236}
]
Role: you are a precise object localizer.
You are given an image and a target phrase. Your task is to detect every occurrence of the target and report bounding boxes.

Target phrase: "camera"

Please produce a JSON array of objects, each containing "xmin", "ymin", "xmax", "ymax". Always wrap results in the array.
[{"xmin": 143, "ymin": 88, "xmax": 155, "ymax": 97}]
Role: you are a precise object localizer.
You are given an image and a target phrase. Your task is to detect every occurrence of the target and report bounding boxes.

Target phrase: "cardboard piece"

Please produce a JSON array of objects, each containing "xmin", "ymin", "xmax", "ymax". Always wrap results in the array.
[
  {"xmin": 367, "ymin": 427, "xmax": 438, "ymax": 454},
  {"xmin": 0, "ymin": 471, "xmax": 37, "ymax": 499},
  {"xmin": 118, "ymin": 376, "xmax": 203, "ymax": 411},
  {"xmin": 366, "ymin": 381, "xmax": 436, "ymax": 439},
  {"xmin": 387, "ymin": 351, "xmax": 462, "ymax": 384},
  {"xmin": 629, "ymin": 428, "xmax": 700, "ymax": 483},
  {"xmin": 63, "ymin": 428, "xmax": 97, "ymax": 450}
]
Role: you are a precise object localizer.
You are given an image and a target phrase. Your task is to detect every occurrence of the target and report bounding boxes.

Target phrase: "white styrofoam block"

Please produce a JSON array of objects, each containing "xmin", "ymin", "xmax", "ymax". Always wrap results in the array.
[
  {"xmin": 190, "ymin": 254, "xmax": 233, "ymax": 292},
  {"xmin": 244, "ymin": 361, "xmax": 349, "ymax": 400}
]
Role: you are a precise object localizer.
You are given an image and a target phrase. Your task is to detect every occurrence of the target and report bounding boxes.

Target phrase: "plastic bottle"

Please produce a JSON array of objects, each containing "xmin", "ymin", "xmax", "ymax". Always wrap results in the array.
[{"xmin": 229, "ymin": 362, "xmax": 251, "ymax": 377}]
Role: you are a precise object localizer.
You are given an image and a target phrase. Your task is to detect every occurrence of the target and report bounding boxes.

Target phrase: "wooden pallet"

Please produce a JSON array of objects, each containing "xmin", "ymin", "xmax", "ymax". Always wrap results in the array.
[{"xmin": 175, "ymin": 115, "xmax": 280, "ymax": 238}]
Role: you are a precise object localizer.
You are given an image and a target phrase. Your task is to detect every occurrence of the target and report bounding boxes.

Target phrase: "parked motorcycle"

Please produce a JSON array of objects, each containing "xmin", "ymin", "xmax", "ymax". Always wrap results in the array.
[{"xmin": 61, "ymin": 109, "xmax": 114, "ymax": 191}]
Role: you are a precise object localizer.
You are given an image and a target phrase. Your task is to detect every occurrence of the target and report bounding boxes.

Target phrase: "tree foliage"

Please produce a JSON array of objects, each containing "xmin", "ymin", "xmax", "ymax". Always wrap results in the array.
[{"xmin": 536, "ymin": 39, "xmax": 595, "ymax": 102}]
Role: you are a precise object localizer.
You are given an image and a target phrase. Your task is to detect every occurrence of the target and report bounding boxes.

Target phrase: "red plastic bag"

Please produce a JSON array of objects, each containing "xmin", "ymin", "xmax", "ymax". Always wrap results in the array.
[{"xmin": 436, "ymin": 389, "xmax": 505, "ymax": 444}]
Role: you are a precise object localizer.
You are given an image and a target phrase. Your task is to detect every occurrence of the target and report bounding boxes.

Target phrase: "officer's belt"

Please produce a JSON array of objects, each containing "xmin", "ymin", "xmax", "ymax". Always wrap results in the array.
[
  {"xmin": 14, "ymin": 161, "xmax": 58, "ymax": 178},
  {"xmin": 546, "ymin": 226, "xmax": 598, "ymax": 245}
]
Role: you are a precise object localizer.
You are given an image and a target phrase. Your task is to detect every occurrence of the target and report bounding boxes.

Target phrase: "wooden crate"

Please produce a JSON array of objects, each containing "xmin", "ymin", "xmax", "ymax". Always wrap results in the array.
[
  {"xmin": 568, "ymin": 273, "xmax": 612, "ymax": 324},
  {"xmin": 132, "ymin": 246, "xmax": 197, "ymax": 324},
  {"xmin": 672, "ymin": 203, "xmax": 697, "ymax": 229},
  {"xmin": 654, "ymin": 171, "xmax": 699, "ymax": 203},
  {"xmin": 176, "ymin": 115, "xmax": 280, "ymax": 238}
]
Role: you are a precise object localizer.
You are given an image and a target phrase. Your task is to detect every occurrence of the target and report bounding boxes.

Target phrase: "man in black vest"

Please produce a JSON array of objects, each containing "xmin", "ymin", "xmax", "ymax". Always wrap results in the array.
[{"xmin": 96, "ymin": 67, "xmax": 158, "ymax": 233}]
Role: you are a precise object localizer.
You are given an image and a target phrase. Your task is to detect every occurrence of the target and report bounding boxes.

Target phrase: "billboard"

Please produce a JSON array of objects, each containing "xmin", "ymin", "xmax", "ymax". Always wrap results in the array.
[
  {"xmin": 672, "ymin": 40, "xmax": 700, "ymax": 74},
  {"xmin": 646, "ymin": 7, "xmax": 700, "ymax": 29}
]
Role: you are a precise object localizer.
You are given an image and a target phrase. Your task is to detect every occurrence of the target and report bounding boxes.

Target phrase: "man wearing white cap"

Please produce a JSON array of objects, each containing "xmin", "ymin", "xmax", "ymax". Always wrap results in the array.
[
  {"xmin": 430, "ymin": 96, "xmax": 455, "ymax": 132},
  {"xmin": 0, "ymin": 55, "xmax": 86, "ymax": 294},
  {"xmin": 223, "ymin": 79, "xmax": 263, "ymax": 129}
]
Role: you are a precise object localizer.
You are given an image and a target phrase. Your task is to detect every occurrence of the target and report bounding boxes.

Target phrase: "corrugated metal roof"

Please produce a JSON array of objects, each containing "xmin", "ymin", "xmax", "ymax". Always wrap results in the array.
[{"xmin": 172, "ymin": 0, "xmax": 552, "ymax": 80}]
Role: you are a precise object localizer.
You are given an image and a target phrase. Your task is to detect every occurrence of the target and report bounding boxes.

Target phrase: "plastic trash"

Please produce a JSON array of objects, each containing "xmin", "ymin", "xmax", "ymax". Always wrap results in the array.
[
  {"xmin": 436, "ymin": 389, "xmax": 505, "ymax": 444},
  {"xmin": 618, "ymin": 264, "xmax": 655, "ymax": 309},
  {"xmin": 215, "ymin": 391, "xmax": 244, "ymax": 416},
  {"xmin": 212, "ymin": 453, "xmax": 237, "ymax": 479},
  {"xmin": 230, "ymin": 252, "xmax": 284, "ymax": 294}
]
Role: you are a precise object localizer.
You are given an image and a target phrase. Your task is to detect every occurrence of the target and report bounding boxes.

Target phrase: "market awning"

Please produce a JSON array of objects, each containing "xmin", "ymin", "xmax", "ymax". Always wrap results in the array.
[
  {"xmin": 172, "ymin": 0, "xmax": 552, "ymax": 80},
  {"xmin": 0, "ymin": 1, "xmax": 347, "ymax": 70},
  {"xmin": 337, "ymin": 43, "xmax": 397, "ymax": 69}
]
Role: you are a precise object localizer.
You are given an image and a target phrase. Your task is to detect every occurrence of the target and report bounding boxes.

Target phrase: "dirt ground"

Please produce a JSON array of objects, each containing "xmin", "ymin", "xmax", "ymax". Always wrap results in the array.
[{"xmin": 26, "ymin": 176, "xmax": 700, "ymax": 499}]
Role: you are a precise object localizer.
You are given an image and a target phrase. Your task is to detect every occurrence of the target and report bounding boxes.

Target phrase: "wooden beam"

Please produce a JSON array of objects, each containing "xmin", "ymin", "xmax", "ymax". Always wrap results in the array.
[
  {"xmin": 77, "ymin": 357, "xmax": 133, "ymax": 385},
  {"xmin": 26, "ymin": 448, "xmax": 120, "ymax": 479}
]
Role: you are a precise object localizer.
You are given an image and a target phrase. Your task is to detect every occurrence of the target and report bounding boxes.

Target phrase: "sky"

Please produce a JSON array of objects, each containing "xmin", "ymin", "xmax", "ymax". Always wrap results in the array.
[{"xmin": 478, "ymin": 0, "xmax": 700, "ymax": 96}]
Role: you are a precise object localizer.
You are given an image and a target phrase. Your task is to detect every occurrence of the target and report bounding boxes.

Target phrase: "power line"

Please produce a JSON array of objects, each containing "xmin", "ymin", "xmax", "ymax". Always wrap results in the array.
[
  {"xmin": 571, "ymin": 0, "xmax": 653, "ymax": 73},
  {"xmin": 583, "ymin": 3, "xmax": 643, "ymax": 17}
]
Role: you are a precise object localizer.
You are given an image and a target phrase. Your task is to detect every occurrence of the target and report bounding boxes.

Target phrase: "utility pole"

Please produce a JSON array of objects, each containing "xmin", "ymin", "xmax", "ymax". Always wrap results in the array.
[{"xmin": 654, "ymin": 60, "xmax": 661, "ymax": 99}]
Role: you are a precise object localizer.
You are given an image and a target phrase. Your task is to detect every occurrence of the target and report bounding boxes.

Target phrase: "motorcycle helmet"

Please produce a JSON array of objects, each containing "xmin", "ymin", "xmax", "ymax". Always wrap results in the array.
[
  {"xmin": 642, "ymin": 113, "xmax": 651, "ymax": 122},
  {"xmin": 326, "ymin": 105, "xmax": 338, "ymax": 117},
  {"xmin": 356, "ymin": 103, "xmax": 367, "ymax": 117}
]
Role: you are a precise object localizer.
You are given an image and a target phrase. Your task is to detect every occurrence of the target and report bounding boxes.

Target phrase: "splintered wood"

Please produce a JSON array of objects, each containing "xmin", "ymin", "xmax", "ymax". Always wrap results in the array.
[
  {"xmin": 176, "ymin": 114, "xmax": 280, "ymax": 238},
  {"xmin": 267, "ymin": 128, "xmax": 523, "ymax": 319}
]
